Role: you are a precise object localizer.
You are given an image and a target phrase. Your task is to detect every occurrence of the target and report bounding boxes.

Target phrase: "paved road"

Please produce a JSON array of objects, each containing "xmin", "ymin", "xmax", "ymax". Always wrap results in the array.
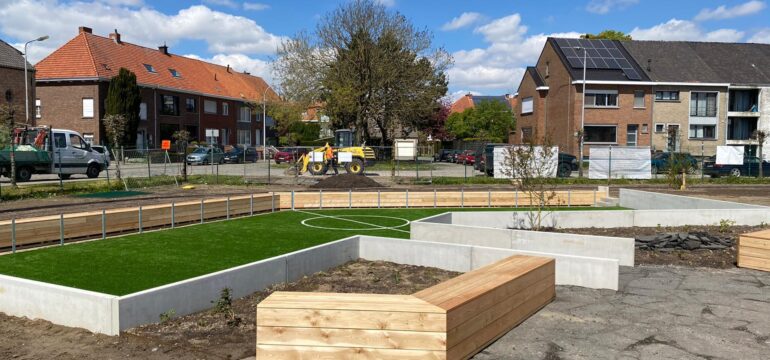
[{"xmin": 476, "ymin": 265, "xmax": 770, "ymax": 359}]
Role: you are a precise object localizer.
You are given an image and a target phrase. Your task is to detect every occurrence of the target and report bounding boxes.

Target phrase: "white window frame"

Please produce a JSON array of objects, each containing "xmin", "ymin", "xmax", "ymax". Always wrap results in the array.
[
  {"xmin": 521, "ymin": 97, "xmax": 534, "ymax": 114},
  {"xmin": 35, "ymin": 99, "xmax": 41, "ymax": 118},
  {"xmin": 238, "ymin": 106, "xmax": 251, "ymax": 123},
  {"xmin": 223, "ymin": 102, "xmax": 230, "ymax": 116},
  {"xmin": 139, "ymin": 102, "xmax": 147, "ymax": 120},
  {"xmin": 204, "ymin": 100, "xmax": 217, "ymax": 114},
  {"xmin": 583, "ymin": 124, "xmax": 618, "ymax": 144},
  {"xmin": 83, "ymin": 133, "xmax": 94, "ymax": 145},
  {"xmin": 688, "ymin": 91, "xmax": 719, "ymax": 140},
  {"xmin": 82, "ymin": 98, "xmax": 94, "ymax": 118},
  {"xmin": 655, "ymin": 90, "xmax": 680, "ymax": 101},
  {"xmin": 237, "ymin": 129, "xmax": 251, "ymax": 146},
  {"xmin": 688, "ymin": 124, "xmax": 717, "ymax": 140},
  {"xmin": 633, "ymin": 90, "xmax": 645, "ymax": 109},
  {"xmin": 654, "ymin": 123, "xmax": 666, "ymax": 133},
  {"xmin": 585, "ymin": 90, "xmax": 619, "ymax": 108}
]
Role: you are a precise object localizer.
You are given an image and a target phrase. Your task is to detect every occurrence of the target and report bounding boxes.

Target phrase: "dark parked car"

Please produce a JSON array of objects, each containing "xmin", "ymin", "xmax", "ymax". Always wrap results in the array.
[
  {"xmin": 650, "ymin": 152, "xmax": 698, "ymax": 174},
  {"xmin": 702, "ymin": 156, "xmax": 770, "ymax": 177},
  {"xmin": 446, "ymin": 150, "xmax": 461, "ymax": 163},
  {"xmin": 223, "ymin": 147, "xmax": 259, "ymax": 163},
  {"xmin": 481, "ymin": 143, "xmax": 577, "ymax": 177},
  {"xmin": 434, "ymin": 149, "xmax": 452, "ymax": 162},
  {"xmin": 274, "ymin": 147, "xmax": 309, "ymax": 164}
]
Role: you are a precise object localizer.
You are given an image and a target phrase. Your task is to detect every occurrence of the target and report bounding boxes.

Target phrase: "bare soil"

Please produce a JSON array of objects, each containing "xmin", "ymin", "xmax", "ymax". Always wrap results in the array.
[
  {"xmin": 309, "ymin": 173, "xmax": 384, "ymax": 189},
  {"xmin": 555, "ymin": 224, "xmax": 768, "ymax": 268},
  {"xmin": 0, "ymin": 259, "xmax": 458, "ymax": 360}
]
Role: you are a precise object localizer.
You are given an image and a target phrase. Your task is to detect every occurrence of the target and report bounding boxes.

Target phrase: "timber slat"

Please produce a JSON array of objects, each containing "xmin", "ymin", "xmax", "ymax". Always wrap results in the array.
[{"xmin": 738, "ymin": 231, "xmax": 770, "ymax": 272}]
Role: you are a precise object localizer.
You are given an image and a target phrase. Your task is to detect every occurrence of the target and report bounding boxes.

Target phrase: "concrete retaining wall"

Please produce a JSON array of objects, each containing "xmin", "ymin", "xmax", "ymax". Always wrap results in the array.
[
  {"xmin": 410, "ymin": 221, "xmax": 634, "ymax": 266},
  {"xmin": 619, "ymin": 188, "xmax": 767, "ymax": 210},
  {"xmin": 358, "ymin": 236, "xmax": 619, "ymax": 290}
]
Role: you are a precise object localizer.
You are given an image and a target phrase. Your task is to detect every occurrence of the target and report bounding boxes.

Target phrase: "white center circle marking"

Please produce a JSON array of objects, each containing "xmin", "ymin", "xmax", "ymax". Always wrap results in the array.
[{"xmin": 300, "ymin": 215, "xmax": 411, "ymax": 231}]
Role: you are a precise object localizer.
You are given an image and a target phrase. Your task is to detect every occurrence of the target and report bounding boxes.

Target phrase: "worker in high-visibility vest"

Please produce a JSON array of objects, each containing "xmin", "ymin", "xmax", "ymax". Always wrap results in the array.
[{"xmin": 324, "ymin": 143, "xmax": 338, "ymax": 175}]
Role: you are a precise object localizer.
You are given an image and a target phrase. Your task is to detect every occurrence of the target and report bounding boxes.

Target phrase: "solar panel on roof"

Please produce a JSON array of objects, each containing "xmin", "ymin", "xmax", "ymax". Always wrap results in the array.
[
  {"xmin": 567, "ymin": 57, "xmax": 583, "ymax": 68},
  {"xmin": 624, "ymin": 68, "xmax": 642, "ymax": 80},
  {"xmin": 554, "ymin": 38, "xmax": 642, "ymax": 80}
]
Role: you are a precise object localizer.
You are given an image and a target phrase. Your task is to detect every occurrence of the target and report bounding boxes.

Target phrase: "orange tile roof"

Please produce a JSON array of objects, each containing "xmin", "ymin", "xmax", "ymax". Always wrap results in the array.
[
  {"xmin": 35, "ymin": 30, "xmax": 278, "ymax": 102},
  {"xmin": 450, "ymin": 94, "xmax": 474, "ymax": 114}
]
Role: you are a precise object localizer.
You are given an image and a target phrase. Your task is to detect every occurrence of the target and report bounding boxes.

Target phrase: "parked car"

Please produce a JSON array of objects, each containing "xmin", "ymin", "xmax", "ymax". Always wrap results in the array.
[
  {"xmin": 223, "ymin": 147, "xmax": 259, "ymax": 163},
  {"xmin": 90, "ymin": 145, "xmax": 112, "ymax": 166},
  {"xmin": 434, "ymin": 149, "xmax": 453, "ymax": 162},
  {"xmin": 457, "ymin": 150, "xmax": 476, "ymax": 165},
  {"xmin": 449, "ymin": 150, "xmax": 463, "ymax": 163},
  {"xmin": 186, "ymin": 147, "xmax": 224, "ymax": 165},
  {"xmin": 650, "ymin": 152, "xmax": 698, "ymax": 174},
  {"xmin": 702, "ymin": 156, "xmax": 770, "ymax": 177},
  {"xmin": 481, "ymin": 143, "xmax": 577, "ymax": 178},
  {"xmin": 274, "ymin": 147, "xmax": 309, "ymax": 164}
]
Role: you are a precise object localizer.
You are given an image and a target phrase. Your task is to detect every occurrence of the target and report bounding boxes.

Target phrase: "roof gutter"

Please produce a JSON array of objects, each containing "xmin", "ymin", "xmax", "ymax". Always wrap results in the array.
[
  {"xmin": 535, "ymin": 86, "xmax": 550, "ymax": 91},
  {"xmin": 571, "ymin": 80, "xmax": 730, "ymax": 87}
]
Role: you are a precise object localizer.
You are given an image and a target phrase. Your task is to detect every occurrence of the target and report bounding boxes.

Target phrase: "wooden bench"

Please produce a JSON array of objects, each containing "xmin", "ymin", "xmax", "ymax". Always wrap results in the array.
[
  {"xmin": 738, "ymin": 229, "xmax": 770, "ymax": 272},
  {"xmin": 256, "ymin": 255, "xmax": 555, "ymax": 359}
]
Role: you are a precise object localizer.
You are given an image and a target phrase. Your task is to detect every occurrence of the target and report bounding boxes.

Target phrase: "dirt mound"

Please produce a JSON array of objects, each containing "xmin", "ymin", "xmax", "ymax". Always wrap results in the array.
[{"xmin": 310, "ymin": 173, "xmax": 383, "ymax": 189}]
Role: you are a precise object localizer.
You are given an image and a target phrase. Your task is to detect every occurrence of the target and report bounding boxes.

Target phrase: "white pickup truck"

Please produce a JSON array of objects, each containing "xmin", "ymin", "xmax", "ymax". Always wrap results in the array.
[{"xmin": 0, "ymin": 126, "xmax": 108, "ymax": 181}]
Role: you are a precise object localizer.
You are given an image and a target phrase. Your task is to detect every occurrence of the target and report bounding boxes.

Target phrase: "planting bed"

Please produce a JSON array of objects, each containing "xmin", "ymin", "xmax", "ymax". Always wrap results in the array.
[{"xmin": 0, "ymin": 259, "xmax": 460, "ymax": 360}]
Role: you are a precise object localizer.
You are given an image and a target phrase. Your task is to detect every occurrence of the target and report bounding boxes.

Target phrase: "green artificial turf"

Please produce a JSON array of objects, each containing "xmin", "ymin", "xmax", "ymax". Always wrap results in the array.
[{"xmin": 0, "ymin": 207, "xmax": 621, "ymax": 295}]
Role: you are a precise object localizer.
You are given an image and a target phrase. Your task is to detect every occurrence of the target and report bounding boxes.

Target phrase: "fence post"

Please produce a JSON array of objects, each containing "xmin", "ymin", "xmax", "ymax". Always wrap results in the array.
[
  {"xmin": 349, "ymin": 189, "xmax": 352, "ymax": 209},
  {"xmin": 488, "ymin": 189, "xmax": 491, "ymax": 208},
  {"xmin": 101, "ymin": 209, "xmax": 106, "ymax": 239},
  {"xmin": 515, "ymin": 190, "xmax": 519, "ymax": 208},
  {"xmin": 60, "ymin": 213, "xmax": 64, "ymax": 245},
  {"xmin": 226, "ymin": 197, "xmax": 230, "ymax": 220},
  {"xmin": 147, "ymin": 151, "xmax": 152, "ymax": 179},
  {"xmin": 377, "ymin": 190, "xmax": 381, "ymax": 209},
  {"xmin": 607, "ymin": 145, "xmax": 612, "ymax": 186},
  {"xmin": 11, "ymin": 218, "xmax": 16, "ymax": 253},
  {"xmin": 291, "ymin": 190, "xmax": 295, "ymax": 210},
  {"xmin": 593, "ymin": 190, "xmax": 597, "ymax": 207},
  {"xmin": 433, "ymin": 188, "xmax": 437, "ymax": 208},
  {"xmin": 171, "ymin": 202, "xmax": 176, "ymax": 228},
  {"xmin": 319, "ymin": 189, "xmax": 323, "ymax": 209},
  {"xmin": 568, "ymin": 190, "xmax": 572, "ymax": 207},
  {"xmin": 405, "ymin": 189, "xmax": 409, "ymax": 209},
  {"xmin": 200, "ymin": 199, "xmax": 204, "ymax": 224},
  {"xmin": 250, "ymin": 194, "xmax": 254, "ymax": 216},
  {"xmin": 271, "ymin": 192, "xmax": 276, "ymax": 212},
  {"xmin": 139, "ymin": 206, "xmax": 143, "ymax": 233},
  {"xmin": 461, "ymin": 188, "xmax": 464, "ymax": 208}
]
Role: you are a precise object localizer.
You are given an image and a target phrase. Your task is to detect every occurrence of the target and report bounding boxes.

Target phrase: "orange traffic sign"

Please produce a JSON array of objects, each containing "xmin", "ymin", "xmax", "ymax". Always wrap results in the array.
[{"xmin": 161, "ymin": 140, "xmax": 171, "ymax": 150}]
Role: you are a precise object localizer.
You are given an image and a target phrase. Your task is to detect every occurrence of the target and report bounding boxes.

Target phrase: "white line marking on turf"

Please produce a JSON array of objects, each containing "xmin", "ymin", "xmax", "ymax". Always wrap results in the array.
[{"xmin": 294, "ymin": 209, "xmax": 411, "ymax": 233}]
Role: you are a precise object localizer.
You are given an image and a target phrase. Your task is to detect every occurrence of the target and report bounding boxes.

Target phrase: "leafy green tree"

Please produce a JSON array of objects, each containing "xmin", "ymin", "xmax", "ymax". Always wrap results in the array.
[
  {"xmin": 105, "ymin": 68, "xmax": 141, "ymax": 146},
  {"xmin": 581, "ymin": 30, "xmax": 632, "ymax": 41},
  {"xmin": 103, "ymin": 114, "xmax": 127, "ymax": 180},
  {"xmin": 446, "ymin": 100, "xmax": 515, "ymax": 142},
  {"xmin": 173, "ymin": 129, "xmax": 191, "ymax": 181}
]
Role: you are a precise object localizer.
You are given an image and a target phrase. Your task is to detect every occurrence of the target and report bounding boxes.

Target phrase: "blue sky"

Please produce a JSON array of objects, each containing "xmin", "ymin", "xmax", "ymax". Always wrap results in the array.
[{"xmin": 1, "ymin": 0, "xmax": 768, "ymax": 97}]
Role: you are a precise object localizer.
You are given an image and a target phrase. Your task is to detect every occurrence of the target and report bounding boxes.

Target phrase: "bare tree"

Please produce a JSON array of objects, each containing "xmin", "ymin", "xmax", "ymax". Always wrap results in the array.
[
  {"xmin": 173, "ymin": 129, "xmax": 191, "ymax": 182},
  {"xmin": 103, "ymin": 114, "xmax": 127, "ymax": 180},
  {"xmin": 0, "ymin": 102, "xmax": 22, "ymax": 187},
  {"xmin": 499, "ymin": 138, "xmax": 561, "ymax": 231},
  {"xmin": 753, "ymin": 130, "xmax": 767, "ymax": 178}
]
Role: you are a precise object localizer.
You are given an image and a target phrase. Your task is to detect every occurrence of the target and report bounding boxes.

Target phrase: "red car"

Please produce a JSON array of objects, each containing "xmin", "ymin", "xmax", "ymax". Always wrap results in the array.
[
  {"xmin": 274, "ymin": 147, "xmax": 309, "ymax": 164},
  {"xmin": 456, "ymin": 150, "xmax": 476, "ymax": 165}
]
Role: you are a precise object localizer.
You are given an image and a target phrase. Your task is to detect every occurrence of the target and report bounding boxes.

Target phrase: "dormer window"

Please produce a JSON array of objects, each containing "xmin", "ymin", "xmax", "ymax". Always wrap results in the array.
[
  {"xmin": 143, "ymin": 64, "xmax": 156, "ymax": 73},
  {"xmin": 169, "ymin": 68, "xmax": 181, "ymax": 78}
]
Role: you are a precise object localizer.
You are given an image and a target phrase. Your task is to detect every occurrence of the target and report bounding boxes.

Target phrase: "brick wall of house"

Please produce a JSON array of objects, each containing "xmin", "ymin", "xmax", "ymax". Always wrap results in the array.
[
  {"xmin": 0, "ymin": 67, "xmax": 35, "ymax": 125},
  {"xmin": 537, "ymin": 42, "xmax": 577, "ymax": 153},
  {"xmin": 37, "ymin": 82, "xmax": 101, "ymax": 142},
  {"xmin": 514, "ymin": 73, "xmax": 546, "ymax": 144},
  {"xmin": 575, "ymin": 84, "xmax": 653, "ymax": 154}
]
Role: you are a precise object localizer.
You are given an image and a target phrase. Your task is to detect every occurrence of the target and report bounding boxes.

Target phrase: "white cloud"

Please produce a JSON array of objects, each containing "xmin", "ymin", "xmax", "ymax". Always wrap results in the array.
[
  {"xmin": 446, "ymin": 12, "xmax": 581, "ymax": 92},
  {"xmin": 202, "ymin": 0, "xmax": 238, "ymax": 9},
  {"xmin": 0, "ymin": 1, "xmax": 286, "ymax": 63},
  {"xmin": 441, "ymin": 12, "xmax": 482, "ymax": 31},
  {"xmin": 446, "ymin": 90, "xmax": 483, "ymax": 102},
  {"xmin": 243, "ymin": 2, "xmax": 269, "ymax": 11},
  {"xmin": 184, "ymin": 53, "xmax": 273, "ymax": 83},
  {"xmin": 586, "ymin": 0, "xmax": 639, "ymax": 14},
  {"xmin": 630, "ymin": 19, "xmax": 744, "ymax": 42},
  {"xmin": 748, "ymin": 28, "xmax": 770, "ymax": 43},
  {"xmin": 376, "ymin": 0, "xmax": 395, "ymax": 7},
  {"xmin": 694, "ymin": 1, "xmax": 766, "ymax": 21}
]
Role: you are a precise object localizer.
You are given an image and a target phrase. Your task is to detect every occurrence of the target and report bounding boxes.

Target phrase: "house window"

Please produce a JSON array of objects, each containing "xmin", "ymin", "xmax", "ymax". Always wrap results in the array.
[
  {"xmin": 689, "ymin": 125, "xmax": 716, "ymax": 139},
  {"xmin": 83, "ymin": 133, "xmax": 94, "ymax": 145},
  {"xmin": 143, "ymin": 64, "xmax": 156, "ymax": 73},
  {"xmin": 655, "ymin": 91, "xmax": 679, "ymax": 101},
  {"xmin": 584, "ymin": 125, "xmax": 617, "ymax": 143},
  {"xmin": 35, "ymin": 99, "xmax": 41, "ymax": 118},
  {"xmin": 521, "ymin": 127, "xmax": 533, "ymax": 143},
  {"xmin": 585, "ymin": 90, "xmax": 618, "ymax": 108},
  {"xmin": 186, "ymin": 98, "xmax": 197, "ymax": 112},
  {"xmin": 239, "ymin": 106, "xmax": 250, "ymax": 123},
  {"xmin": 634, "ymin": 90, "xmax": 645, "ymax": 108},
  {"xmin": 223, "ymin": 102, "xmax": 230, "ymax": 116},
  {"xmin": 169, "ymin": 68, "xmax": 181, "ymax": 78},
  {"xmin": 655, "ymin": 123, "xmax": 665, "ymax": 133},
  {"xmin": 160, "ymin": 95, "xmax": 179, "ymax": 116},
  {"xmin": 237, "ymin": 129, "xmax": 251, "ymax": 145},
  {"xmin": 82, "ymin": 98, "xmax": 94, "ymax": 118},
  {"xmin": 221, "ymin": 128, "xmax": 229, "ymax": 145},
  {"xmin": 641, "ymin": 124, "xmax": 648, "ymax": 134},
  {"xmin": 690, "ymin": 92, "xmax": 717, "ymax": 117},
  {"xmin": 139, "ymin": 102, "xmax": 147, "ymax": 120},
  {"xmin": 204, "ymin": 100, "xmax": 217, "ymax": 114},
  {"xmin": 521, "ymin": 97, "xmax": 533, "ymax": 114}
]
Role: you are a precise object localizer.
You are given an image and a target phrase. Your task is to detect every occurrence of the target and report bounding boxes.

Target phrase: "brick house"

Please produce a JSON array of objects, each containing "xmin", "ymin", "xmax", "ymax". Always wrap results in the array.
[
  {"xmin": 450, "ymin": 94, "xmax": 517, "ymax": 115},
  {"xmin": 34, "ymin": 27, "xmax": 278, "ymax": 148},
  {"xmin": 0, "ymin": 39, "xmax": 35, "ymax": 124},
  {"xmin": 514, "ymin": 38, "xmax": 653, "ymax": 157}
]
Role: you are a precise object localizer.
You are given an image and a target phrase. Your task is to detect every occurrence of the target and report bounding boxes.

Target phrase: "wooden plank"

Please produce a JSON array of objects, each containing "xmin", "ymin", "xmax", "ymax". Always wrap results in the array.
[
  {"xmin": 257, "ymin": 308, "xmax": 447, "ymax": 332},
  {"xmin": 740, "ymin": 236, "xmax": 770, "ymax": 250},
  {"xmin": 738, "ymin": 255, "xmax": 770, "ymax": 272},
  {"xmin": 743, "ymin": 229, "xmax": 770, "ymax": 239},
  {"xmin": 256, "ymin": 344, "xmax": 447, "ymax": 360},
  {"xmin": 257, "ymin": 326, "xmax": 447, "ymax": 350},
  {"xmin": 259, "ymin": 292, "xmax": 444, "ymax": 313},
  {"xmin": 737, "ymin": 246, "xmax": 770, "ymax": 260}
]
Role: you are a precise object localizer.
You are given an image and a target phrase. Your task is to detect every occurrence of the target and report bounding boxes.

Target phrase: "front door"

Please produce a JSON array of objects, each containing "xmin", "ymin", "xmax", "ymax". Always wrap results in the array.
[{"xmin": 627, "ymin": 125, "xmax": 638, "ymax": 146}]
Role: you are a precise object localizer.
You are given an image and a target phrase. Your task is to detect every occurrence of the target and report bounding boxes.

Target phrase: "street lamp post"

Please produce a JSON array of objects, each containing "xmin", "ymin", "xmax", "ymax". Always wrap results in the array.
[
  {"xmin": 577, "ymin": 46, "xmax": 587, "ymax": 178},
  {"xmin": 23, "ymin": 35, "xmax": 49, "ymax": 123},
  {"xmin": 261, "ymin": 85, "xmax": 274, "ymax": 161}
]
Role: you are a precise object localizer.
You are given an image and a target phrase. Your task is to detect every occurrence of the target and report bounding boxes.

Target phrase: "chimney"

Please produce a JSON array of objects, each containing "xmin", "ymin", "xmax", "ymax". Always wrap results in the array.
[
  {"xmin": 647, "ymin": 59, "xmax": 652, "ymax": 72},
  {"xmin": 109, "ymin": 29, "xmax": 121, "ymax": 44},
  {"xmin": 243, "ymin": 71, "xmax": 250, "ymax": 75},
  {"xmin": 226, "ymin": 64, "xmax": 230, "ymax": 73},
  {"xmin": 78, "ymin": 26, "xmax": 92, "ymax": 34},
  {"xmin": 159, "ymin": 43, "xmax": 169, "ymax": 55}
]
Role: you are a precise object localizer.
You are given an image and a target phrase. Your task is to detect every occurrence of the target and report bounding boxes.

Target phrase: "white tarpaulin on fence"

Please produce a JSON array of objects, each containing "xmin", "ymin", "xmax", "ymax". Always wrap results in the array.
[
  {"xmin": 337, "ymin": 152, "xmax": 353, "ymax": 163},
  {"xmin": 716, "ymin": 146, "xmax": 744, "ymax": 165},
  {"xmin": 493, "ymin": 146, "xmax": 559, "ymax": 179},
  {"xmin": 589, "ymin": 146, "xmax": 651, "ymax": 179}
]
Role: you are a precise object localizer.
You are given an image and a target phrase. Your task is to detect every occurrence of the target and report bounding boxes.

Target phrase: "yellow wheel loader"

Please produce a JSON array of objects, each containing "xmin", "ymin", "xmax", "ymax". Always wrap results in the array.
[{"xmin": 298, "ymin": 129, "xmax": 376, "ymax": 176}]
